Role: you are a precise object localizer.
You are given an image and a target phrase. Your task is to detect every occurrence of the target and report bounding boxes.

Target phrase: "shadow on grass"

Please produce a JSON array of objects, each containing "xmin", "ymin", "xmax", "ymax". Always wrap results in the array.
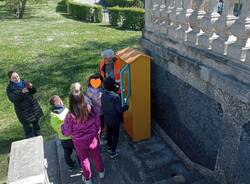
[
  {"xmin": 98, "ymin": 24, "xmax": 143, "ymax": 31},
  {"xmin": 1, "ymin": 35, "xmax": 140, "ymax": 140}
]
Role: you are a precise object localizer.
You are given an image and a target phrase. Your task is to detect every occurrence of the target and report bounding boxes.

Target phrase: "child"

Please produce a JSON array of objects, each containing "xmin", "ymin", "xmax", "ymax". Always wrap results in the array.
[
  {"xmin": 49, "ymin": 95, "xmax": 77, "ymax": 171},
  {"xmin": 101, "ymin": 77, "xmax": 128, "ymax": 159},
  {"xmin": 61, "ymin": 92, "xmax": 105, "ymax": 184},
  {"xmin": 71, "ymin": 82, "xmax": 92, "ymax": 106},
  {"xmin": 86, "ymin": 73, "xmax": 105, "ymax": 141}
]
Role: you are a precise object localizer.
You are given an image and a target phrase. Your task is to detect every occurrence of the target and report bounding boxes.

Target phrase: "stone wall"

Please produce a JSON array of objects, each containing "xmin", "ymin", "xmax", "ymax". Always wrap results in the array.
[{"xmin": 142, "ymin": 1, "xmax": 250, "ymax": 183}]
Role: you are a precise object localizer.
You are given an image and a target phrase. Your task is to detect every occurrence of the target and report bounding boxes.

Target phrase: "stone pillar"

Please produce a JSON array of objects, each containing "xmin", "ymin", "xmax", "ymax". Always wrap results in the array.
[
  {"xmin": 187, "ymin": 0, "xmax": 206, "ymax": 44},
  {"xmin": 227, "ymin": 0, "xmax": 250, "ymax": 62},
  {"xmin": 145, "ymin": 0, "xmax": 153, "ymax": 31},
  {"xmin": 168, "ymin": 0, "xmax": 183, "ymax": 39},
  {"xmin": 212, "ymin": 0, "xmax": 237, "ymax": 55},
  {"xmin": 198, "ymin": 0, "xmax": 220, "ymax": 49},
  {"xmin": 176, "ymin": 0, "xmax": 193, "ymax": 41}
]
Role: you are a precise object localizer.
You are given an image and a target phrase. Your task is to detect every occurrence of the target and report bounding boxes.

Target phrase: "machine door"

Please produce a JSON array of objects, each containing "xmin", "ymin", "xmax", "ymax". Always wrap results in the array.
[{"xmin": 120, "ymin": 64, "xmax": 131, "ymax": 107}]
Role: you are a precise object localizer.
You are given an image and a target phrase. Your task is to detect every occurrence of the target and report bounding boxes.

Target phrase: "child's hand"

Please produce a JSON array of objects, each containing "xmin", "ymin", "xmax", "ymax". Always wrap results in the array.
[
  {"xmin": 87, "ymin": 104, "xmax": 91, "ymax": 112},
  {"xmin": 122, "ymin": 105, "xmax": 129, "ymax": 112}
]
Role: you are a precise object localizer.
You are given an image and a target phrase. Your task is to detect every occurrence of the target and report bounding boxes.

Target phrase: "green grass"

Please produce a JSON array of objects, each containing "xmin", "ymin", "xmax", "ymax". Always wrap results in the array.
[{"xmin": 0, "ymin": 0, "xmax": 141, "ymax": 182}]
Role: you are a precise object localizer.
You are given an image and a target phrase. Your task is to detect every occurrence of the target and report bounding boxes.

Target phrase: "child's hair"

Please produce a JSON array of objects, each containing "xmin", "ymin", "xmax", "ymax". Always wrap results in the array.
[
  {"xmin": 103, "ymin": 77, "xmax": 115, "ymax": 91},
  {"xmin": 70, "ymin": 82, "xmax": 82, "ymax": 95},
  {"xmin": 87, "ymin": 73, "xmax": 103, "ymax": 87},
  {"xmin": 69, "ymin": 93, "xmax": 89, "ymax": 121},
  {"xmin": 49, "ymin": 95, "xmax": 62, "ymax": 106}
]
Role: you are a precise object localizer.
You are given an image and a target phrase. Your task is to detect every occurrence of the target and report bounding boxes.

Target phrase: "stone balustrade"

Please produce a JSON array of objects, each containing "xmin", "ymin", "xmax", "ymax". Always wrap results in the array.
[{"xmin": 145, "ymin": 0, "xmax": 250, "ymax": 66}]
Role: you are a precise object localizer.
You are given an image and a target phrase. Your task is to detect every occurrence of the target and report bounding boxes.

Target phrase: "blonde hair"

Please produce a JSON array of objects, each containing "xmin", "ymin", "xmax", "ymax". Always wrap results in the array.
[{"xmin": 70, "ymin": 82, "xmax": 82, "ymax": 96}]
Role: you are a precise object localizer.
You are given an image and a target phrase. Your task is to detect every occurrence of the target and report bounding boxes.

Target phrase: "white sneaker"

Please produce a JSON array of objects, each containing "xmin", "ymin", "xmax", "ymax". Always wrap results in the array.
[
  {"xmin": 99, "ymin": 168, "xmax": 105, "ymax": 179},
  {"xmin": 82, "ymin": 176, "xmax": 92, "ymax": 184}
]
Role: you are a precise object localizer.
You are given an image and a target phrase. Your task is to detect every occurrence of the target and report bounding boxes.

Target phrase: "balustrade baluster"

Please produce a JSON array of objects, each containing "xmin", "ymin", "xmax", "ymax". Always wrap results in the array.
[
  {"xmin": 159, "ymin": 0, "xmax": 170, "ymax": 34},
  {"xmin": 198, "ymin": 0, "xmax": 220, "ymax": 49},
  {"xmin": 168, "ymin": 0, "xmax": 182, "ymax": 39},
  {"xmin": 152, "ymin": 0, "xmax": 161, "ymax": 32},
  {"xmin": 176, "ymin": 0, "xmax": 193, "ymax": 41},
  {"xmin": 212, "ymin": 0, "xmax": 237, "ymax": 55},
  {"xmin": 227, "ymin": 0, "xmax": 250, "ymax": 62},
  {"xmin": 145, "ymin": 0, "xmax": 154, "ymax": 31},
  {"xmin": 187, "ymin": 0, "xmax": 206, "ymax": 44}
]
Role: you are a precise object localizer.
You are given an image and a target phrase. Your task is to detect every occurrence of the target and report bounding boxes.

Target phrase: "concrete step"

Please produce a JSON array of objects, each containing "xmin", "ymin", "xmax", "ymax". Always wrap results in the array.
[
  {"xmin": 44, "ymin": 139, "xmax": 61, "ymax": 184},
  {"xmin": 56, "ymin": 139, "xmax": 83, "ymax": 184},
  {"xmin": 190, "ymin": 177, "xmax": 219, "ymax": 184}
]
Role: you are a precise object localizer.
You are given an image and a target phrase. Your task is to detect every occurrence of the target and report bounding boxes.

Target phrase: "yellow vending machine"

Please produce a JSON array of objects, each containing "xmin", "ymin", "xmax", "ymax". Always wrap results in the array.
[{"xmin": 117, "ymin": 48, "xmax": 151, "ymax": 142}]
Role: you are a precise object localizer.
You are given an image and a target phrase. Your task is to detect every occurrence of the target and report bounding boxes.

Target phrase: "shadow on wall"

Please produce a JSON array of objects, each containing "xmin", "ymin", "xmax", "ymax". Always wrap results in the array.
[{"xmin": 151, "ymin": 62, "xmax": 223, "ymax": 170}]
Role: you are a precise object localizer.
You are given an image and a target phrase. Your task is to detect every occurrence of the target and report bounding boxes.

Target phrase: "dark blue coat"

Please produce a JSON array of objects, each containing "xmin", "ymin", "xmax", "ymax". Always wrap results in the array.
[
  {"xmin": 6, "ymin": 82, "xmax": 43, "ymax": 123},
  {"xmin": 101, "ymin": 90, "xmax": 122, "ymax": 126}
]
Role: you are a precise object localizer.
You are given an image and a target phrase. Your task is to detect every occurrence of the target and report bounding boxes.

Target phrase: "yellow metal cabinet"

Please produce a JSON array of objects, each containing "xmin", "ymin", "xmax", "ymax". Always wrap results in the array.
[{"xmin": 117, "ymin": 48, "xmax": 151, "ymax": 142}]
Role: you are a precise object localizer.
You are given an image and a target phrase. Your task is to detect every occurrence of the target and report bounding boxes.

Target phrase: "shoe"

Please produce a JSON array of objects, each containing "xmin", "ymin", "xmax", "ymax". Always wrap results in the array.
[
  {"xmin": 109, "ymin": 151, "xmax": 119, "ymax": 159},
  {"xmin": 68, "ymin": 166, "xmax": 77, "ymax": 172},
  {"xmin": 82, "ymin": 176, "xmax": 92, "ymax": 184},
  {"xmin": 99, "ymin": 168, "xmax": 105, "ymax": 179},
  {"xmin": 106, "ymin": 146, "xmax": 112, "ymax": 153},
  {"xmin": 100, "ymin": 139, "xmax": 107, "ymax": 146},
  {"xmin": 68, "ymin": 161, "xmax": 77, "ymax": 172}
]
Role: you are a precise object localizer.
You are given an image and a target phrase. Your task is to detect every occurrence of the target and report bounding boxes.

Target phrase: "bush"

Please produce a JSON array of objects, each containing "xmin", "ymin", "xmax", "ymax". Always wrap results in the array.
[
  {"xmin": 108, "ymin": 6, "xmax": 120, "ymax": 26},
  {"xmin": 67, "ymin": 1, "xmax": 103, "ymax": 23},
  {"xmin": 56, "ymin": 0, "xmax": 68, "ymax": 12},
  {"xmin": 104, "ymin": 0, "xmax": 144, "ymax": 8},
  {"xmin": 108, "ymin": 6, "xmax": 144, "ymax": 30}
]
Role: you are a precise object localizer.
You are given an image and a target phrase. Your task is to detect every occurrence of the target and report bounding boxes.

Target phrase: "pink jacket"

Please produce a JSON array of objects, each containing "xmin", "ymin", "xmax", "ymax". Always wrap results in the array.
[{"xmin": 61, "ymin": 108, "xmax": 100, "ymax": 149}]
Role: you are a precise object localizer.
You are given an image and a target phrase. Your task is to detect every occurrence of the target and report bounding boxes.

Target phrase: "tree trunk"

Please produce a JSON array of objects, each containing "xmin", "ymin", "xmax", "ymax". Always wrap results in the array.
[{"xmin": 18, "ymin": 0, "xmax": 27, "ymax": 19}]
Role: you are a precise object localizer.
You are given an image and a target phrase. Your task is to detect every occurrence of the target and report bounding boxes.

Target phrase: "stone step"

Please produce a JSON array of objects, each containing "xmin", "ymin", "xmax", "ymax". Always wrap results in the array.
[
  {"xmin": 190, "ymin": 177, "xmax": 219, "ymax": 184},
  {"xmin": 56, "ymin": 139, "xmax": 83, "ymax": 184},
  {"xmin": 44, "ymin": 139, "xmax": 61, "ymax": 184}
]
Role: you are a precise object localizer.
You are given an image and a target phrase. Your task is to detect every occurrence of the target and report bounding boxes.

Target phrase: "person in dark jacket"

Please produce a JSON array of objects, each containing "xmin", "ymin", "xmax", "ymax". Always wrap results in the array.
[
  {"xmin": 101, "ymin": 77, "xmax": 128, "ymax": 159},
  {"xmin": 6, "ymin": 71, "xmax": 43, "ymax": 138}
]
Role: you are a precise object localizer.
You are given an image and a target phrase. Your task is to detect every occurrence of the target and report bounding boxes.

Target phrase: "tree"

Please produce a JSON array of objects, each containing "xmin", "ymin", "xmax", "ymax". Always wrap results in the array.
[{"xmin": 6, "ymin": 0, "xmax": 28, "ymax": 19}]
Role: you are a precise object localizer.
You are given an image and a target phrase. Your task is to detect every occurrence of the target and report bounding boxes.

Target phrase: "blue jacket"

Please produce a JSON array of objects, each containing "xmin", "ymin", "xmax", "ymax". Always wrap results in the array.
[{"xmin": 101, "ymin": 90, "xmax": 122, "ymax": 126}]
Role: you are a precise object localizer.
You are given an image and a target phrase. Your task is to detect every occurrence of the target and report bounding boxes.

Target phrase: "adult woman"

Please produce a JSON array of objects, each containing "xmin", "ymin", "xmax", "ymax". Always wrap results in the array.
[
  {"xmin": 61, "ymin": 89, "xmax": 104, "ymax": 184},
  {"xmin": 6, "ymin": 71, "xmax": 43, "ymax": 138}
]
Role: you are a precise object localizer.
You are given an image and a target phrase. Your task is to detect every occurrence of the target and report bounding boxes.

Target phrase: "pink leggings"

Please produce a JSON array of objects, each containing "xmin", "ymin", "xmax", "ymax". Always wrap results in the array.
[{"xmin": 75, "ymin": 136, "xmax": 104, "ymax": 180}]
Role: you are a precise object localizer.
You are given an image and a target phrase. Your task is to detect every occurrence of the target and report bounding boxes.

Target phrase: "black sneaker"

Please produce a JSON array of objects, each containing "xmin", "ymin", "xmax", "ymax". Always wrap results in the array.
[
  {"xmin": 106, "ymin": 146, "xmax": 112, "ymax": 153},
  {"xmin": 68, "ymin": 162, "xmax": 77, "ymax": 172},
  {"xmin": 109, "ymin": 151, "xmax": 119, "ymax": 159}
]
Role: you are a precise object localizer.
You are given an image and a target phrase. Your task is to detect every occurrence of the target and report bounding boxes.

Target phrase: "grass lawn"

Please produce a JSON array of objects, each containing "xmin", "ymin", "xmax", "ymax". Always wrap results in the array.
[{"xmin": 0, "ymin": 0, "xmax": 141, "ymax": 182}]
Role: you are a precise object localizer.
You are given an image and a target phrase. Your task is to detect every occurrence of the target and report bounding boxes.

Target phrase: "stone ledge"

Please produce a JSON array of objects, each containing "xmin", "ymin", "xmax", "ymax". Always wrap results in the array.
[
  {"xmin": 7, "ymin": 136, "xmax": 49, "ymax": 184},
  {"xmin": 142, "ymin": 30, "xmax": 250, "ymax": 86},
  {"xmin": 141, "ymin": 36, "xmax": 250, "ymax": 104}
]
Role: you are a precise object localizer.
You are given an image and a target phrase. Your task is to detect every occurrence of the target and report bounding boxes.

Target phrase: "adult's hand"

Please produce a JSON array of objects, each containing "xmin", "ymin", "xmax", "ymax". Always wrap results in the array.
[
  {"xmin": 22, "ymin": 88, "xmax": 29, "ymax": 93},
  {"xmin": 25, "ymin": 81, "xmax": 32, "ymax": 89}
]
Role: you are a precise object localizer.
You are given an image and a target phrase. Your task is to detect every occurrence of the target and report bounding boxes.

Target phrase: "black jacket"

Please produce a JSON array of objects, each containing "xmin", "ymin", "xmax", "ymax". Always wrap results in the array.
[
  {"xmin": 6, "ymin": 82, "xmax": 43, "ymax": 123},
  {"xmin": 101, "ymin": 90, "xmax": 123, "ymax": 126}
]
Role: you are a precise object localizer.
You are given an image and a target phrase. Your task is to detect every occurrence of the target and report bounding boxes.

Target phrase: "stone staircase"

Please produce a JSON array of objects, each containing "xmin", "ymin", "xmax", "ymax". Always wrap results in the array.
[{"xmin": 43, "ymin": 128, "xmax": 219, "ymax": 184}]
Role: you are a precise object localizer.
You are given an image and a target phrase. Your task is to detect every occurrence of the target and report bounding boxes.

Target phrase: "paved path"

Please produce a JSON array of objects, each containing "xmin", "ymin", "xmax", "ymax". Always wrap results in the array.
[
  {"xmin": 72, "ymin": 0, "xmax": 109, "ymax": 24},
  {"xmin": 49, "ymin": 127, "xmax": 218, "ymax": 184}
]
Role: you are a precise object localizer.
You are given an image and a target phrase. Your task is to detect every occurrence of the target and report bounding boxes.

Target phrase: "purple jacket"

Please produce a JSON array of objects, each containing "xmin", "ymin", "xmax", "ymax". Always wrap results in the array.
[{"xmin": 61, "ymin": 108, "xmax": 100, "ymax": 149}]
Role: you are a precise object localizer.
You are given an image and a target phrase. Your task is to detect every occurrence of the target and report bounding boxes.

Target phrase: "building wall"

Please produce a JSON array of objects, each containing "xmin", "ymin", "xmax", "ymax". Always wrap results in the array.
[
  {"xmin": 151, "ymin": 60, "xmax": 222, "ymax": 170},
  {"xmin": 141, "ymin": 29, "xmax": 250, "ymax": 184}
]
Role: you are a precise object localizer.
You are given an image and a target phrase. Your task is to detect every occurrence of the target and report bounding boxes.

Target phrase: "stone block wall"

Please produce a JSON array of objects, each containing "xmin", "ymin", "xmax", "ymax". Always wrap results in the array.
[{"xmin": 142, "ymin": 2, "xmax": 250, "ymax": 180}]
